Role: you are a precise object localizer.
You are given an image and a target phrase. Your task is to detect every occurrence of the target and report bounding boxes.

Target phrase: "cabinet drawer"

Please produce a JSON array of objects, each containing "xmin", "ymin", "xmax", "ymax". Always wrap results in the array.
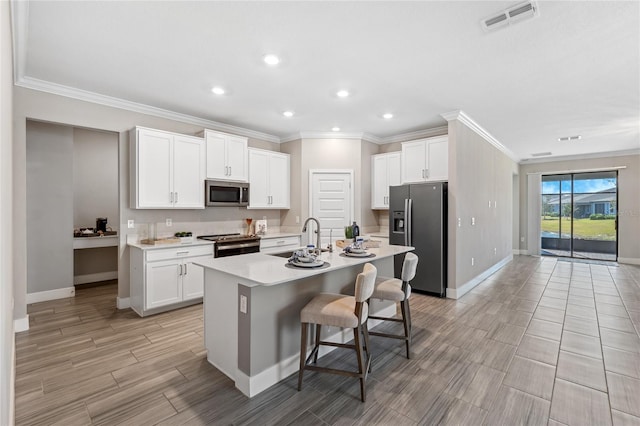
[
  {"xmin": 145, "ymin": 244, "xmax": 213, "ymax": 262},
  {"xmin": 260, "ymin": 236, "xmax": 300, "ymax": 250}
]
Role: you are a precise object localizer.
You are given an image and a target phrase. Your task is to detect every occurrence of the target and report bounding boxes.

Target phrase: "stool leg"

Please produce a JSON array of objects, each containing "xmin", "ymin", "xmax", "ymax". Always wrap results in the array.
[
  {"xmin": 313, "ymin": 324, "xmax": 321, "ymax": 363},
  {"xmin": 298, "ymin": 322, "xmax": 308, "ymax": 391},
  {"xmin": 353, "ymin": 326, "xmax": 366, "ymax": 402},
  {"xmin": 400, "ymin": 300, "xmax": 411, "ymax": 359},
  {"xmin": 362, "ymin": 319, "xmax": 372, "ymax": 373}
]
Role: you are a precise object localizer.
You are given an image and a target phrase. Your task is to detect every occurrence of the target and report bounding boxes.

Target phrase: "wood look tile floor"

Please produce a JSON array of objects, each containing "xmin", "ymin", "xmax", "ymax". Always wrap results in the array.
[{"xmin": 15, "ymin": 257, "xmax": 640, "ymax": 425}]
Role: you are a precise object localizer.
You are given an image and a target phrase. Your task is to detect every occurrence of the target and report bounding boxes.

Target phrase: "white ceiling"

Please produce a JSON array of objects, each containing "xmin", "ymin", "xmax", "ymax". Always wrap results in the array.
[{"xmin": 12, "ymin": 1, "xmax": 640, "ymax": 161}]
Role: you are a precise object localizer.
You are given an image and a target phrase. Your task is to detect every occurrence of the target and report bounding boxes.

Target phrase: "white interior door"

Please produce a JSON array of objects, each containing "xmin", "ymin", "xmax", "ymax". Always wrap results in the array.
[{"xmin": 310, "ymin": 171, "xmax": 353, "ymax": 248}]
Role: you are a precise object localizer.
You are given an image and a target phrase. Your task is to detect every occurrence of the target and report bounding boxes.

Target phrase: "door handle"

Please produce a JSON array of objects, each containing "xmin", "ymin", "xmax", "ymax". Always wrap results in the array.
[
  {"xmin": 178, "ymin": 264, "xmax": 183, "ymax": 276},
  {"xmin": 404, "ymin": 199, "xmax": 409, "ymax": 246},
  {"xmin": 184, "ymin": 263, "xmax": 188, "ymax": 275},
  {"xmin": 407, "ymin": 198, "xmax": 413, "ymax": 246}
]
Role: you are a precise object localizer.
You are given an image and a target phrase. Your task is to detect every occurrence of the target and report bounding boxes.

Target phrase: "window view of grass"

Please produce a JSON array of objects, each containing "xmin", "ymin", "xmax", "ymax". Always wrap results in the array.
[{"xmin": 540, "ymin": 216, "xmax": 616, "ymax": 241}]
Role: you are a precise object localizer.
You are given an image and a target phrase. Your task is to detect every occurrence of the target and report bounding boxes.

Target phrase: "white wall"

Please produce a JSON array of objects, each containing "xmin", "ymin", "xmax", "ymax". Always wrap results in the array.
[
  {"xmin": 26, "ymin": 120, "xmax": 74, "ymax": 295},
  {"xmin": 1, "ymin": 1, "xmax": 14, "ymax": 423},
  {"xmin": 519, "ymin": 154, "xmax": 640, "ymax": 263}
]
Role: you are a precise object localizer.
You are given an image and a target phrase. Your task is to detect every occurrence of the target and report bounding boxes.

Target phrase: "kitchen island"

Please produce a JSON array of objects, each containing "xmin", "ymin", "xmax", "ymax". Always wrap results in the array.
[{"xmin": 194, "ymin": 244, "xmax": 414, "ymax": 397}]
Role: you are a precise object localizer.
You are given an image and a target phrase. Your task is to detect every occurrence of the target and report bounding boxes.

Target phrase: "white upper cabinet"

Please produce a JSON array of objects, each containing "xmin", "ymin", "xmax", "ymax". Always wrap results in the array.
[
  {"xmin": 248, "ymin": 148, "xmax": 290, "ymax": 209},
  {"xmin": 371, "ymin": 152, "xmax": 401, "ymax": 209},
  {"xmin": 204, "ymin": 130, "xmax": 248, "ymax": 182},
  {"xmin": 401, "ymin": 136, "xmax": 448, "ymax": 183},
  {"xmin": 131, "ymin": 127, "xmax": 205, "ymax": 209}
]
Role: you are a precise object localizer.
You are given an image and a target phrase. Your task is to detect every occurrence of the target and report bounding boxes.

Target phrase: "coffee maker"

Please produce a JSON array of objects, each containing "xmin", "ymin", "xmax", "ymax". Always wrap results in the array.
[{"xmin": 95, "ymin": 218, "xmax": 108, "ymax": 233}]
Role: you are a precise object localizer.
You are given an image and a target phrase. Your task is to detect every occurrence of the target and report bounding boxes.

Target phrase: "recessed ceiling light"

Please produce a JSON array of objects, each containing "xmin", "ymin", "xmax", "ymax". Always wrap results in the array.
[
  {"xmin": 336, "ymin": 90, "xmax": 350, "ymax": 98},
  {"xmin": 332, "ymin": 127, "xmax": 340, "ymax": 132},
  {"xmin": 382, "ymin": 113, "xmax": 394, "ymax": 119},
  {"xmin": 263, "ymin": 54, "xmax": 280, "ymax": 65},
  {"xmin": 558, "ymin": 135, "xmax": 582, "ymax": 142},
  {"xmin": 283, "ymin": 111, "xmax": 294, "ymax": 118},
  {"xmin": 211, "ymin": 86, "xmax": 225, "ymax": 95}
]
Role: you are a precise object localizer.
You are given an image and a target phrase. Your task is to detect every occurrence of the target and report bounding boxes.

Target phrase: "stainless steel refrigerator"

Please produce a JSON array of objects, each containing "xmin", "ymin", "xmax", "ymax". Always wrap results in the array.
[{"xmin": 389, "ymin": 182, "xmax": 447, "ymax": 297}]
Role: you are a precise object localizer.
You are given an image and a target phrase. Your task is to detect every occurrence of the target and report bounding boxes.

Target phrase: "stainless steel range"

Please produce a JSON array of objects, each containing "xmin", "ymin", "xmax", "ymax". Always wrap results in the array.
[{"xmin": 197, "ymin": 233, "xmax": 261, "ymax": 258}]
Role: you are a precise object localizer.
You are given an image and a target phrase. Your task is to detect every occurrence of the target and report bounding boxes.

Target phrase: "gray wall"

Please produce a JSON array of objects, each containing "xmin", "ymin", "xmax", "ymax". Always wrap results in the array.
[
  {"xmin": 26, "ymin": 121, "xmax": 74, "ymax": 294},
  {"xmin": 448, "ymin": 119, "xmax": 518, "ymax": 291},
  {"xmin": 519, "ymin": 154, "xmax": 640, "ymax": 262},
  {"xmin": 73, "ymin": 128, "xmax": 118, "ymax": 230},
  {"xmin": 1, "ymin": 1, "xmax": 15, "ymax": 422}
]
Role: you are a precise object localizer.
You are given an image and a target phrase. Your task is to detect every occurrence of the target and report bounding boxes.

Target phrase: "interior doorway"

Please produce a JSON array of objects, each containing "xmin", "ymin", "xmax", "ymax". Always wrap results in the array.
[
  {"xmin": 540, "ymin": 171, "xmax": 618, "ymax": 261},
  {"xmin": 309, "ymin": 170, "xmax": 354, "ymax": 248}
]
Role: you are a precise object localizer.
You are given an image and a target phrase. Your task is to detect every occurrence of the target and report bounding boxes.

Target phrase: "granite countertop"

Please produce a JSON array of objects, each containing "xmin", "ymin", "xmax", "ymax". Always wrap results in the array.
[{"xmin": 193, "ymin": 244, "xmax": 413, "ymax": 287}]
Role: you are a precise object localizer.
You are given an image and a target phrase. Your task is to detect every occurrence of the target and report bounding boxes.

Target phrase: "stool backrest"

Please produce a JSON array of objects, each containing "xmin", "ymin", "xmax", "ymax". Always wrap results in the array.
[
  {"xmin": 354, "ymin": 263, "xmax": 377, "ymax": 303},
  {"xmin": 401, "ymin": 252, "xmax": 419, "ymax": 282}
]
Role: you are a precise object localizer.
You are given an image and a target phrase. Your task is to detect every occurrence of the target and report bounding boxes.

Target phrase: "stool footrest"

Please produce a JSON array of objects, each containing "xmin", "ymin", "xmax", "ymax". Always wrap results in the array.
[
  {"xmin": 368, "ymin": 315, "xmax": 403, "ymax": 323},
  {"xmin": 369, "ymin": 330, "xmax": 408, "ymax": 341}
]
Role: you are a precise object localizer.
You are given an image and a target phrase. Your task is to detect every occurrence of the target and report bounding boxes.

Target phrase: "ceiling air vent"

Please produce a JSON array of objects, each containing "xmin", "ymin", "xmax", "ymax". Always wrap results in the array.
[
  {"xmin": 531, "ymin": 152, "xmax": 552, "ymax": 157},
  {"xmin": 482, "ymin": 1, "xmax": 539, "ymax": 32}
]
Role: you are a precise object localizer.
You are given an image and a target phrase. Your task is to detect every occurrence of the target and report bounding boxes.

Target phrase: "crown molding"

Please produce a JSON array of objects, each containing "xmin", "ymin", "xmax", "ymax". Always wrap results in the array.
[
  {"xmin": 441, "ymin": 110, "xmax": 520, "ymax": 163},
  {"xmin": 14, "ymin": 76, "xmax": 281, "ymax": 143},
  {"xmin": 519, "ymin": 148, "xmax": 640, "ymax": 165},
  {"xmin": 10, "ymin": 0, "xmax": 29, "ymax": 85},
  {"xmin": 379, "ymin": 125, "xmax": 449, "ymax": 144}
]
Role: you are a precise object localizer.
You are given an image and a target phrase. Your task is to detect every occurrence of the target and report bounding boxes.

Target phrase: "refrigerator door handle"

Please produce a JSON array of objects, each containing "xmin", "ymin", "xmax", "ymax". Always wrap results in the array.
[{"xmin": 407, "ymin": 198, "xmax": 413, "ymax": 246}]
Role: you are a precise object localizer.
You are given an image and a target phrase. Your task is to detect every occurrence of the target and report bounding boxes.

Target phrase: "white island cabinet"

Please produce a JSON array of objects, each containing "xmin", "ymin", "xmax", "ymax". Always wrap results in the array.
[
  {"xmin": 248, "ymin": 148, "xmax": 290, "ymax": 209},
  {"xmin": 401, "ymin": 135, "xmax": 448, "ymax": 183},
  {"xmin": 129, "ymin": 242, "xmax": 213, "ymax": 316},
  {"xmin": 193, "ymin": 244, "xmax": 414, "ymax": 397},
  {"xmin": 130, "ymin": 127, "xmax": 205, "ymax": 209},
  {"xmin": 203, "ymin": 129, "xmax": 248, "ymax": 182}
]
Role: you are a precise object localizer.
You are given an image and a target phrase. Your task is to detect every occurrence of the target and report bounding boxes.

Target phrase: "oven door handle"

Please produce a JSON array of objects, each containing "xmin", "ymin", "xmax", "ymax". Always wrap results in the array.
[{"xmin": 216, "ymin": 242, "xmax": 260, "ymax": 251}]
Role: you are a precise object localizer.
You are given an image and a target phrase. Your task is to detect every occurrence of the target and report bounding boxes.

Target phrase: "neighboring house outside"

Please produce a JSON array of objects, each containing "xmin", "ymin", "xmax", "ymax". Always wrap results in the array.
[{"xmin": 542, "ymin": 188, "xmax": 617, "ymax": 219}]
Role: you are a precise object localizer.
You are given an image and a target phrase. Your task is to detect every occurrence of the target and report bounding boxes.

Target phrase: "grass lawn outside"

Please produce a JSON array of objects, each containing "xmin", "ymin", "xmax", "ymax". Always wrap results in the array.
[{"xmin": 540, "ymin": 217, "xmax": 616, "ymax": 240}]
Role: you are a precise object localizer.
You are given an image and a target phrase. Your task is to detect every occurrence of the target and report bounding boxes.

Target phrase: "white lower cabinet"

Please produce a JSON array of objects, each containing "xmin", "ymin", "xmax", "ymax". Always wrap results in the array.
[
  {"xmin": 259, "ymin": 235, "xmax": 301, "ymax": 254},
  {"xmin": 130, "ymin": 244, "xmax": 213, "ymax": 316}
]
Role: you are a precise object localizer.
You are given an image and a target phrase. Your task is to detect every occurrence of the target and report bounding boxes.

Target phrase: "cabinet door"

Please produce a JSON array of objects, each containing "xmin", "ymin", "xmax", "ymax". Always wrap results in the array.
[
  {"xmin": 205, "ymin": 131, "xmax": 227, "ymax": 180},
  {"xmin": 137, "ymin": 129, "xmax": 173, "ymax": 208},
  {"xmin": 268, "ymin": 152, "xmax": 290, "ymax": 208},
  {"xmin": 371, "ymin": 154, "xmax": 388, "ymax": 209},
  {"xmin": 225, "ymin": 135, "xmax": 248, "ymax": 182},
  {"xmin": 387, "ymin": 152, "xmax": 402, "ymax": 188},
  {"xmin": 401, "ymin": 140, "xmax": 427, "ymax": 184},
  {"xmin": 426, "ymin": 137, "xmax": 448, "ymax": 181},
  {"xmin": 173, "ymin": 135, "xmax": 205, "ymax": 208},
  {"xmin": 182, "ymin": 256, "xmax": 208, "ymax": 300},
  {"xmin": 145, "ymin": 260, "xmax": 182, "ymax": 309},
  {"xmin": 248, "ymin": 149, "xmax": 270, "ymax": 208}
]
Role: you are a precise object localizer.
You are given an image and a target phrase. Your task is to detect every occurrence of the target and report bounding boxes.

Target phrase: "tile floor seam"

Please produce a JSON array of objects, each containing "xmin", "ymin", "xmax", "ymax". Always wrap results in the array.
[{"xmin": 546, "ymin": 260, "xmax": 568, "ymax": 424}]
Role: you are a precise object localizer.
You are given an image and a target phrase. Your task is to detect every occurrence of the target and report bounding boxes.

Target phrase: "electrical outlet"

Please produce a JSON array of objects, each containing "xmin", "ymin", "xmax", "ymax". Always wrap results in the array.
[
  {"xmin": 457, "ymin": 218, "xmax": 461, "ymax": 227},
  {"xmin": 471, "ymin": 257, "xmax": 475, "ymax": 266},
  {"xmin": 471, "ymin": 217, "xmax": 476, "ymax": 226},
  {"xmin": 127, "ymin": 220, "xmax": 135, "ymax": 228},
  {"xmin": 296, "ymin": 216, "xmax": 300, "ymax": 224},
  {"xmin": 494, "ymin": 247, "xmax": 497, "ymax": 255},
  {"xmin": 488, "ymin": 200, "xmax": 492, "ymax": 208},
  {"xmin": 521, "ymin": 236, "xmax": 525, "ymax": 242},
  {"xmin": 240, "ymin": 295, "xmax": 247, "ymax": 313},
  {"xmin": 166, "ymin": 218, "xmax": 172, "ymax": 227}
]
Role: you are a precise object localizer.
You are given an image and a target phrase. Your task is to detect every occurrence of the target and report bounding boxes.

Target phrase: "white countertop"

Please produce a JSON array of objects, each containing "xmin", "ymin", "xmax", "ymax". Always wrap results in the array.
[
  {"xmin": 193, "ymin": 244, "xmax": 413, "ymax": 287},
  {"xmin": 128, "ymin": 240, "xmax": 214, "ymax": 250}
]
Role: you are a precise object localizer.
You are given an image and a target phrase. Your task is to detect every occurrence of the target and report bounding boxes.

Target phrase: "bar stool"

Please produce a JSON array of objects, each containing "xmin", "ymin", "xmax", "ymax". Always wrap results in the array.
[
  {"xmin": 297, "ymin": 263, "xmax": 377, "ymax": 402},
  {"xmin": 368, "ymin": 252, "xmax": 418, "ymax": 359}
]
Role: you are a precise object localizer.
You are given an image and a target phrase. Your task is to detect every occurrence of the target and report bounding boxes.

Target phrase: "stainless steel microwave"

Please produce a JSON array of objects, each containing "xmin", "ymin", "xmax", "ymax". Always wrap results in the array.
[{"xmin": 205, "ymin": 180, "xmax": 249, "ymax": 207}]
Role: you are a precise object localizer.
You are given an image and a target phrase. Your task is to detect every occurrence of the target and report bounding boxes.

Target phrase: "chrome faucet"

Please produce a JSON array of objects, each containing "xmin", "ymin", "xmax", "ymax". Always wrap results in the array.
[{"xmin": 301, "ymin": 217, "xmax": 322, "ymax": 255}]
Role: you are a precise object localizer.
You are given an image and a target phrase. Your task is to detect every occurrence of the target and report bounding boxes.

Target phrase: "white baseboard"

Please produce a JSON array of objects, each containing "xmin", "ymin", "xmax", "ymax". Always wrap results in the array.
[
  {"xmin": 618, "ymin": 257, "xmax": 640, "ymax": 265},
  {"xmin": 14, "ymin": 315, "xmax": 29, "ymax": 333},
  {"xmin": 116, "ymin": 297, "xmax": 131, "ymax": 309},
  {"xmin": 26, "ymin": 287, "xmax": 75, "ymax": 304},
  {"xmin": 73, "ymin": 271, "xmax": 117, "ymax": 285},
  {"xmin": 512, "ymin": 249, "xmax": 526, "ymax": 255},
  {"xmin": 234, "ymin": 303, "xmax": 397, "ymax": 397},
  {"xmin": 447, "ymin": 255, "xmax": 513, "ymax": 299}
]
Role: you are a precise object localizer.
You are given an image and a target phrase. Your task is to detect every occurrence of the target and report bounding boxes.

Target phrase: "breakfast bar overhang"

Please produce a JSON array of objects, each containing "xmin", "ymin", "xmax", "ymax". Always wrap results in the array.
[{"xmin": 194, "ymin": 244, "xmax": 414, "ymax": 397}]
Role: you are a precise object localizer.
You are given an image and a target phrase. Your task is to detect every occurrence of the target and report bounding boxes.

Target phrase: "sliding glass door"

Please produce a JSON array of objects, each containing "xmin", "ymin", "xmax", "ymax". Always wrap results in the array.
[{"xmin": 541, "ymin": 171, "xmax": 618, "ymax": 261}]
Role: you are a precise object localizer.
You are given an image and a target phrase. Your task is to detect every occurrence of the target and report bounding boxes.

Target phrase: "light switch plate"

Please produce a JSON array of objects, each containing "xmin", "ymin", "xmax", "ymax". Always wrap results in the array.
[
  {"xmin": 166, "ymin": 218, "xmax": 172, "ymax": 227},
  {"xmin": 127, "ymin": 220, "xmax": 134, "ymax": 229},
  {"xmin": 240, "ymin": 295, "xmax": 247, "ymax": 313}
]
